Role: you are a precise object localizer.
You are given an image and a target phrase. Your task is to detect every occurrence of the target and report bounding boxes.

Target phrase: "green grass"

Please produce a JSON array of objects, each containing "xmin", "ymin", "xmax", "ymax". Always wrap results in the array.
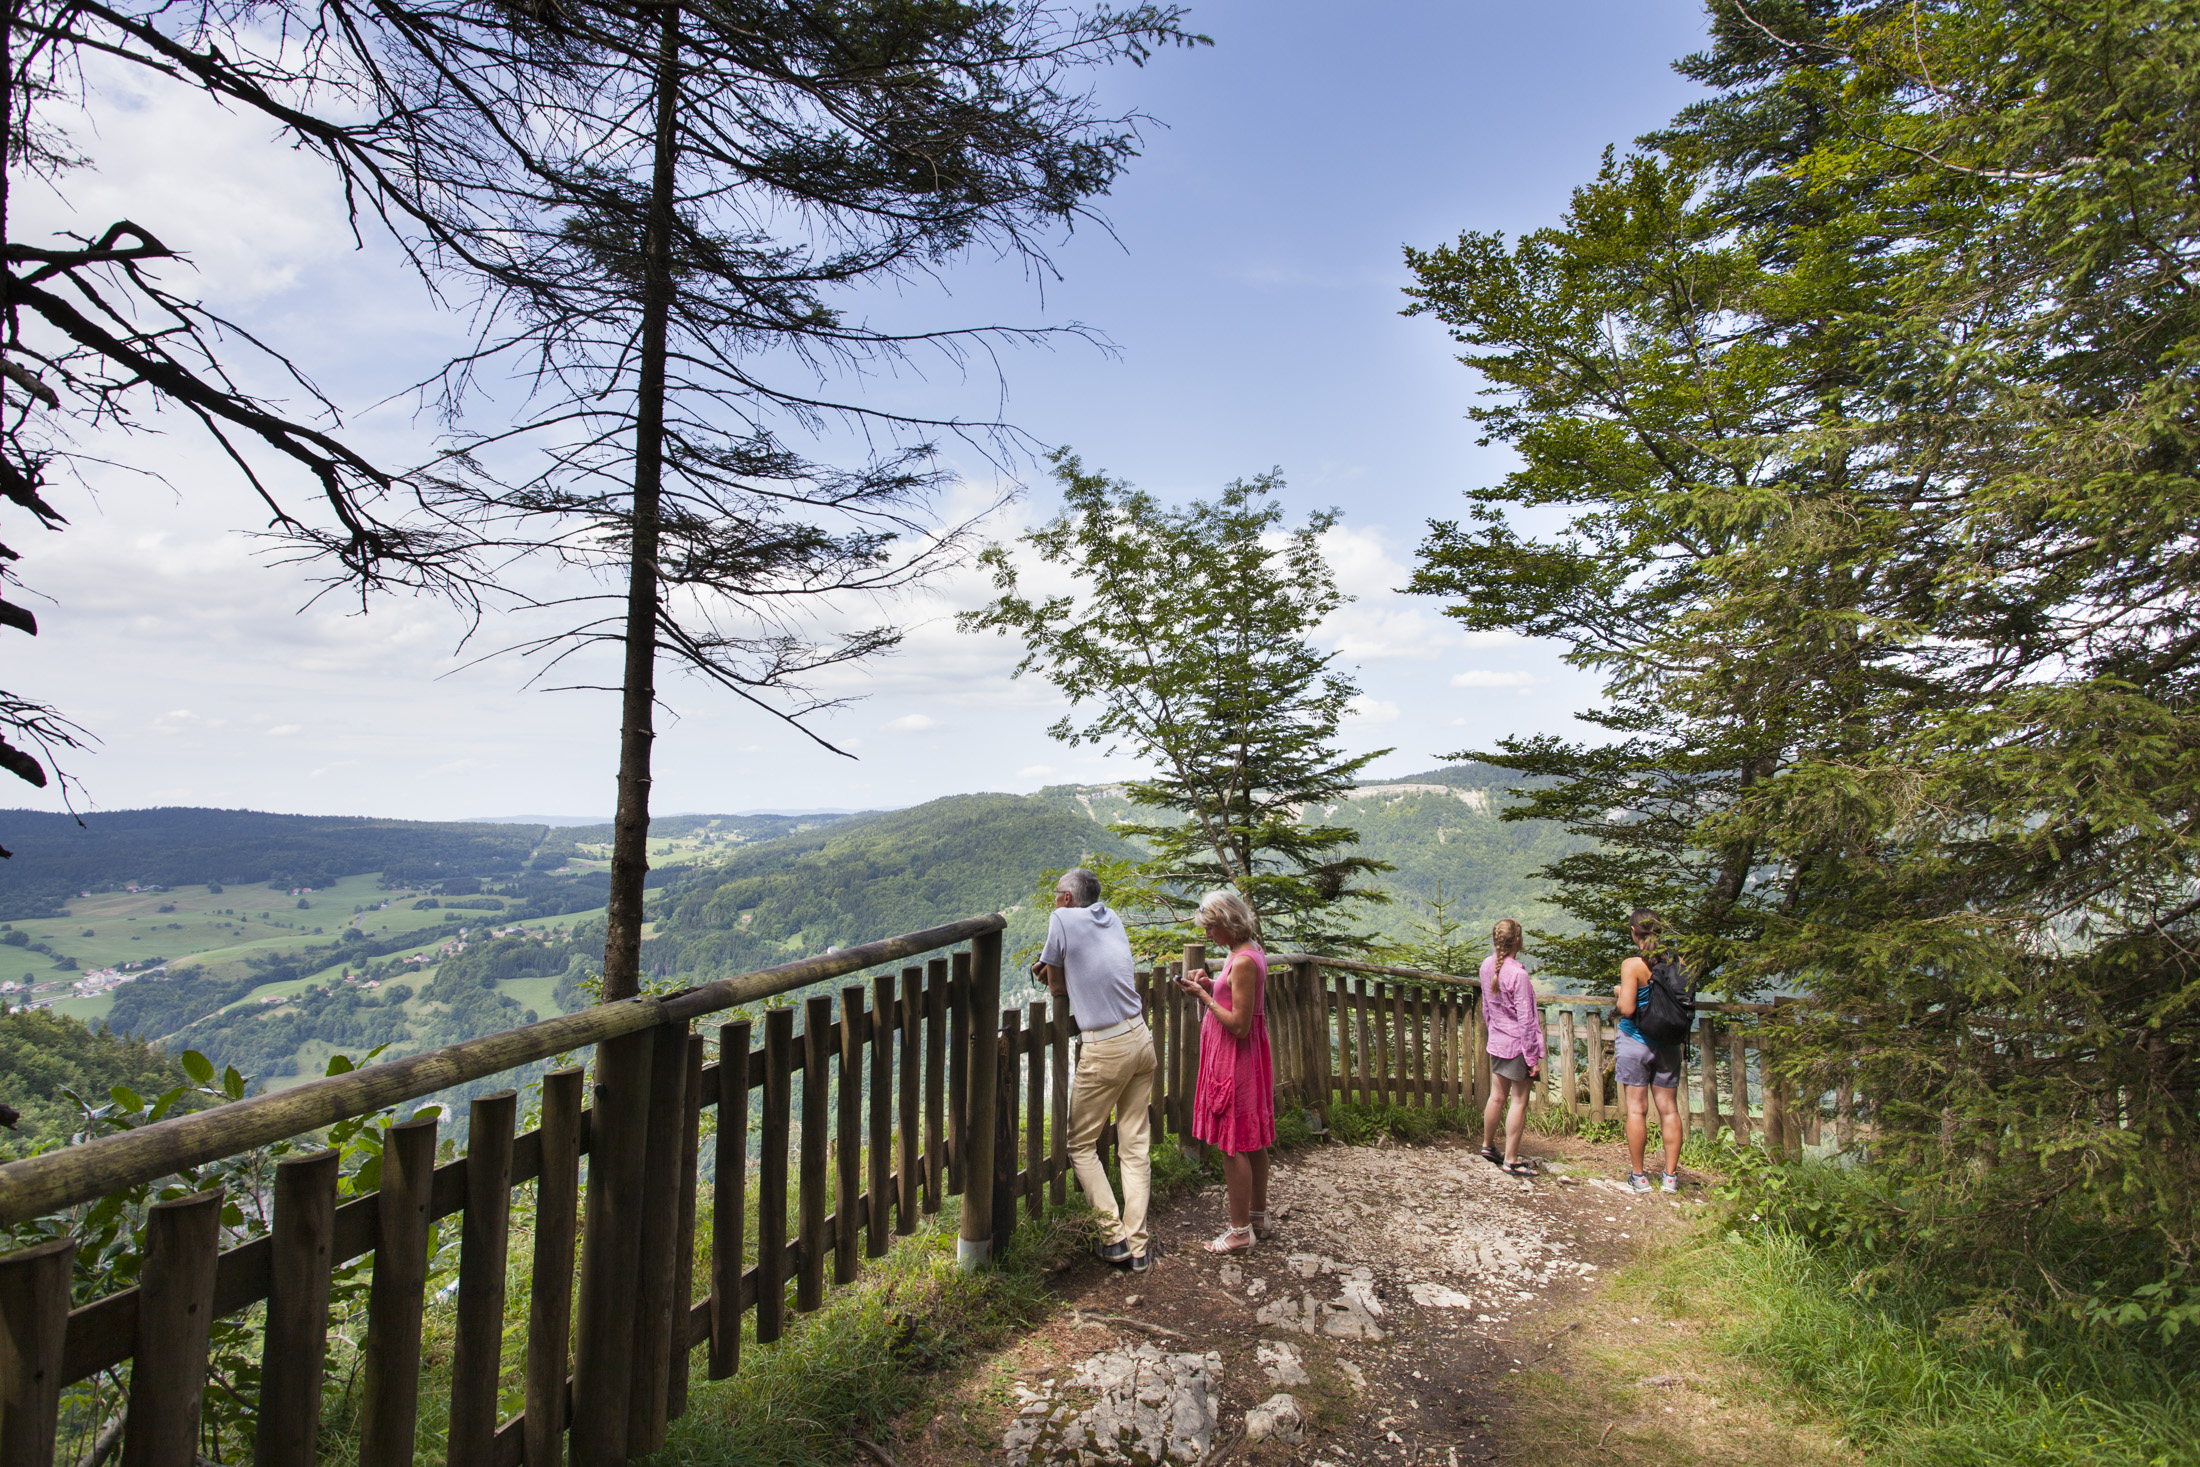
[{"xmin": 1651, "ymin": 1224, "xmax": 2200, "ymax": 1467}]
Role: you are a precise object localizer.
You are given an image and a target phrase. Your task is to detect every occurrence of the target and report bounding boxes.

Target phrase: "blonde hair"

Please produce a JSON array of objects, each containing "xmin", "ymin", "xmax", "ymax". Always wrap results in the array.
[
  {"xmin": 1491, "ymin": 918, "xmax": 1523, "ymax": 965},
  {"xmin": 1196, "ymin": 888, "xmax": 1259, "ymax": 946}
]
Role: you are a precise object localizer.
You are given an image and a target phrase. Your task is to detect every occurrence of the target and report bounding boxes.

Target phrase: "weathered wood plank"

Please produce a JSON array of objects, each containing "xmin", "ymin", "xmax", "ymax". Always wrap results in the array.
[
  {"xmin": 837, "ymin": 986, "xmax": 865, "ymax": 1286},
  {"xmin": 0, "ymin": 1235, "xmax": 73, "ymax": 1467},
  {"xmin": 1025, "ymin": 999, "xmax": 1046, "ymax": 1218},
  {"xmin": 525, "ymin": 1066, "xmax": 584, "ymax": 1466},
  {"xmin": 947, "ymin": 950, "xmax": 971, "ymax": 1198},
  {"xmin": 1049, "ymin": 995, "xmax": 1070, "ymax": 1208},
  {"xmin": 797, "ymin": 996, "xmax": 832, "ymax": 1313},
  {"xmin": 255, "ymin": 1149, "xmax": 336, "ymax": 1467},
  {"xmin": 449, "ymin": 1091, "xmax": 517, "ymax": 1465},
  {"xmin": 358, "ymin": 1115, "xmax": 437, "ymax": 1467},
  {"xmin": 756, "ymin": 1007, "xmax": 793, "ymax": 1341},
  {"xmin": 572, "ymin": 1029, "xmax": 650, "ymax": 1467},
  {"xmin": 925, "ymin": 957, "xmax": 948, "ymax": 1213},
  {"xmin": 667, "ymin": 1032, "xmax": 705, "ymax": 1423},
  {"xmin": 898, "ymin": 968, "xmax": 921, "ymax": 1235},
  {"xmin": 707, "ymin": 1025, "xmax": 750, "ymax": 1382},
  {"xmin": 869, "ymin": 974, "xmax": 893, "ymax": 1257}
]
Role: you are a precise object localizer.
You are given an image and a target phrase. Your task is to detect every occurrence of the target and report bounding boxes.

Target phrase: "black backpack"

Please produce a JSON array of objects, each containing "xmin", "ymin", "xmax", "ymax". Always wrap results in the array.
[{"xmin": 1634, "ymin": 948, "xmax": 1697, "ymax": 1046}]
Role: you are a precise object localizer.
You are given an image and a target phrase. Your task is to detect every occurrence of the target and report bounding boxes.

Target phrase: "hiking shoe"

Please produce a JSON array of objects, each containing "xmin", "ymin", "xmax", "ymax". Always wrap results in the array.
[
  {"xmin": 1129, "ymin": 1245, "xmax": 1154, "ymax": 1273},
  {"xmin": 1628, "ymin": 1172, "xmax": 1655, "ymax": 1194},
  {"xmin": 1097, "ymin": 1239, "xmax": 1132, "ymax": 1263},
  {"xmin": 1661, "ymin": 1173, "xmax": 1680, "ymax": 1195}
]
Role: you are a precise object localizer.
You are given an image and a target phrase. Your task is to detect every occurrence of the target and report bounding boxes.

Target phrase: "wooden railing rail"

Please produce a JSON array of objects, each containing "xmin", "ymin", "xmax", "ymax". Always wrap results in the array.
[{"xmin": 0, "ymin": 916, "xmax": 1008, "ymax": 1467}]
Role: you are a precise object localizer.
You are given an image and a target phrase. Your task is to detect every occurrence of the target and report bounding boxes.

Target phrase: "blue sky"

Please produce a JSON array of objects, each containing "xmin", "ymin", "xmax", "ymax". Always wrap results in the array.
[{"xmin": 9, "ymin": 1, "xmax": 1711, "ymax": 821}]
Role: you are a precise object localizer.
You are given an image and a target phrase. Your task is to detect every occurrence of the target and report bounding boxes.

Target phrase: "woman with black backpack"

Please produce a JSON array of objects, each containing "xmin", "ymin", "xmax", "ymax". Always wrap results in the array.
[{"xmin": 1614, "ymin": 908, "xmax": 1690, "ymax": 1194}]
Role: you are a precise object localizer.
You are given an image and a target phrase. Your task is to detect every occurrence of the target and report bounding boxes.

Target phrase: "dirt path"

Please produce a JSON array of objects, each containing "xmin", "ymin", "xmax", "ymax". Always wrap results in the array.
[{"xmin": 894, "ymin": 1129, "xmax": 1718, "ymax": 1466}]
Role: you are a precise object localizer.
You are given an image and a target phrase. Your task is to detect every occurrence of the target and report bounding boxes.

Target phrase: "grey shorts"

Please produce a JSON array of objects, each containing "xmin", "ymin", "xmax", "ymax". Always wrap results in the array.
[
  {"xmin": 1490, "ymin": 1053, "xmax": 1531, "ymax": 1083},
  {"xmin": 1615, "ymin": 1033, "xmax": 1682, "ymax": 1089}
]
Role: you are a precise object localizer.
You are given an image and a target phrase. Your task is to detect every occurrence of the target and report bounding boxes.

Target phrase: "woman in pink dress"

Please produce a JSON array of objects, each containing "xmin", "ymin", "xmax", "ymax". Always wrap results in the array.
[{"xmin": 1178, "ymin": 888, "xmax": 1274, "ymax": 1253}]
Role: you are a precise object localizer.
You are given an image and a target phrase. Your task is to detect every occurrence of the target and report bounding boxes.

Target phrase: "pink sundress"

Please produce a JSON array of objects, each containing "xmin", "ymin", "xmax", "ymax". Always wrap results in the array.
[{"xmin": 1192, "ymin": 945, "xmax": 1275, "ymax": 1154}]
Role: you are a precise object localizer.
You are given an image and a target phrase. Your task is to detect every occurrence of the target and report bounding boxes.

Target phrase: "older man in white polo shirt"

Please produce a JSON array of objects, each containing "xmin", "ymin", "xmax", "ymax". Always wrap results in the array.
[{"xmin": 1038, "ymin": 866, "xmax": 1156, "ymax": 1270}]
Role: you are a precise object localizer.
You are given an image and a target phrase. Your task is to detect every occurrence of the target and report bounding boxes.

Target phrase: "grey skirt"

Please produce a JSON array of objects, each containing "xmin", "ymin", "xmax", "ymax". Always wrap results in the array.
[{"xmin": 1489, "ymin": 1053, "xmax": 1531, "ymax": 1083}]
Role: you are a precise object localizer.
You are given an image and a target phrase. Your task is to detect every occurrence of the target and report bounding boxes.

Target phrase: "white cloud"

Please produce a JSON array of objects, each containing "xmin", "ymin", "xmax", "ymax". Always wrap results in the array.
[
  {"xmin": 883, "ymin": 713, "xmax": 942, "ymax": 732},
  {"xmin": 1451, "ymin": 670, "xmax": 1537, "ymax": 689},
  {"xmin": 1345, "ymin": 695, "xmax": 1400, "ymax": 724},
  {"xmin": 1017, "ymin": 765, "xmax": 1055, "ymax": 779},
  {"xmin": 149, "ymin": 708, "xmax": 223, "ymax": 734},
  {"xmin": 266, "ymin": 724, "xmax": 302, "ymax": 737},
  {"xmin": 1325, "ymin": 603, "xmax": 1457, "ymax": 661}
]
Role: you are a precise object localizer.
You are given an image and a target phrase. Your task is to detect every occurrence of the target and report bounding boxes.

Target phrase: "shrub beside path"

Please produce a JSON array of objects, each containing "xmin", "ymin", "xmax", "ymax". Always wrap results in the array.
[{"xmin": 887, "ymin": 1129, "xmax": 1858, "ymax": 1467}]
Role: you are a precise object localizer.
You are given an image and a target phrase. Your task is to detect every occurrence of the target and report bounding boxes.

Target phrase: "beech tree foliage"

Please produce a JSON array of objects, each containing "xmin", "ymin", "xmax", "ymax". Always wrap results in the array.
[{"xmin": 964, "ymin": 452, "xmax": 1390, "ymax": 951}]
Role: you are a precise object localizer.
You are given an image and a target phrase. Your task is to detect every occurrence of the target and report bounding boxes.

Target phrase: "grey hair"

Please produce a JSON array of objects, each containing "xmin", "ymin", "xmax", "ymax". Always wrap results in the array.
[
  {"xmin": 1057, "ymin": 867, "xmax": 1102, "ymax": 907},
  {"xmin": 1196, "ymin": 888, "xmax": 1259, "ymax": 946}
]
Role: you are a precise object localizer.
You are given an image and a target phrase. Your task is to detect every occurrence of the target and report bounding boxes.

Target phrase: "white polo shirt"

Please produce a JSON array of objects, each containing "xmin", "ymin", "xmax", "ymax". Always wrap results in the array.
[{"xmin": 1040, "ymin": 901, "xmax": 1141, "ymax": 1030}]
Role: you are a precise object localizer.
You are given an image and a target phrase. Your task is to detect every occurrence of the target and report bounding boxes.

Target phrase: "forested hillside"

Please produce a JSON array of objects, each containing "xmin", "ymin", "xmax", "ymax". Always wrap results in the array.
[
  {"xmin": 643, "ymin": 794, "xmax": 1134, "ymax": 977},
  {"xmin": 0, "ymin": 1009, "xmax": 192, "ymax": 1158},
  {"xmin": 0, "ymin": 808, "xmax": 548, "ymax": 918},
  {"xmin": 1036, "ymin": 763, "xmax": 1583, "ymax": 950}
]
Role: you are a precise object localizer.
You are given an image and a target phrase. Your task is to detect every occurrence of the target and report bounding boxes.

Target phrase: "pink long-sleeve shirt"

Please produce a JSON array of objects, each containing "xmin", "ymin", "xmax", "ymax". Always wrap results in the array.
[{"xmin": 1480, "ymin": 953, "xmax": 1543, "ymax": 1062}]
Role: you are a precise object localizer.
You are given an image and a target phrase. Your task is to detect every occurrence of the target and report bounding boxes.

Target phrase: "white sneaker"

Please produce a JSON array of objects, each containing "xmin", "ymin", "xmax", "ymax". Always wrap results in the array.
[
  {"xmin": 1629, "ymin": 1172, "xmax": 1654, "ymax": 1194},
  {"xmin": 1661, "ymin": 1173, "xmax": 1680, "ymax": 1194}
]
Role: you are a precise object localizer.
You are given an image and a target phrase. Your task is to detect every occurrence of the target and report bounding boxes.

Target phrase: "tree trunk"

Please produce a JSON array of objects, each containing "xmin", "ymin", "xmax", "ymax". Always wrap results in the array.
[{"xmin": 600, "ymin": 0, "xmax": 681, "ymax": 1004}]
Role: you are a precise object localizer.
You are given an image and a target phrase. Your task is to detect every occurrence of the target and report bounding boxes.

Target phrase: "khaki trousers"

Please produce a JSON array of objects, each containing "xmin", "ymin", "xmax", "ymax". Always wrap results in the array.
[{"xmin": 1066, "ymin": 1021, "xmax": 1156, "ymax": 1253}]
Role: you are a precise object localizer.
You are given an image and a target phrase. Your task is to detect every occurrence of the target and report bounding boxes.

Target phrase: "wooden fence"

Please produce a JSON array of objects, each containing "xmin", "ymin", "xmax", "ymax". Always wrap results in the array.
[
  {"xmin": 0, "ymin": 917, "xmax": 1007, "ymax": 1467},
  {"xmin": 1253, "ymin": 955, "xmax": 1850, "ymax": 1155},
  {"xmin": 0, "ymin": 927, "xmax": 1852, "ymax": 1467}
]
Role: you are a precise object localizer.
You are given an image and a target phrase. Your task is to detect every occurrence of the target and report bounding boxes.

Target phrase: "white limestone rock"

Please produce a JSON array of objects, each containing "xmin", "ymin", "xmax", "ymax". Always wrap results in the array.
[
  {"xmin": 1244, "ymin": 1393, "xmax": 1306, "ymax": 1446},
  {"xmin": 1256, "ymin": 1339, "xmax": 1310, "ymax": 1386},
  {"xmin": 1001, "ymin": 1342, "xmax": 1221, "ymax": 1465}
]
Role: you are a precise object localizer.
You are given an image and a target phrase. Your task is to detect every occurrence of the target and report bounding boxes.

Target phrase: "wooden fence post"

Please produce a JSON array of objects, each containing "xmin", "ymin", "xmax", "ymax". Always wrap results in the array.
[
  {"xmin": 1183, "ymin": 944, "xmax": 1207, "ymax": 1141},
  {"xmin": 1697, "ymin": 1017, "xmax": 1721, "ymax": 1139},
  {"xmin": 897, "ymin": 968, "xmax": 922, "ymax": 1235},
  {"xmin": 1049, "ymin": 995, "xmax": 1071, "ymax": 1208},
  {"xmin": 1310, "ymin": 964, "xmax": 1333, "ymax": 1125},
  {"xmin": 527, "ymin": 1065, "xmax": 585, "ymax": 1466},
  {"xmin": 1587, "ymin": 1010, "xmax": 1607, "ymax": 1125},
  {"xmin": 1560, "ymin": 1009, "xmax": 1579, "ymax": 1117},
  {"xmin": 837, "ymin": 985, "xmax": 866, "ymax": 1286},
  {"xmin": 630, "ymin": 1020, "xmax": 696, "ymax": 1454},
  {"xmin": 572, "ymin": 1029, "xmax": 652, "ymax": 1467},
  {"xmin": 257, "ymin": 1148, "xmax": 337, "ymax": 1467},
  {"xmin": 992, "ymin": 1010, "xmax": 1020, "ymax": 1255},
  {"xmin": 1025, "ymin": 1000, "xmax": 1046, "ymax": 1218},
  {"xmin": 123, "ymin": 1189, "xmax": 224, "ymax": 1467},
  {"xmin": 869, "ymin": 973, "xmax": 894, "ymax": 1256},
  {"xmin": 797, "ymin": 995, "xmax": 832, "ymax": 1313},
  {"xmin": 449, "ymin": 1090, "xmax": 517, "ymax": 1466},
  {"xmin": 708, "ymin": 1026, "xmax": 750, "ymax": 1382},
  {"xmin": 0, "ymin": 1235, "xmax": 73, "ymax": 1467},
  {"xmin": 925, "ymin": 958, "xmax": 949, "ymax": 1213},
  {"xmin": 959, "ymin": 928, "xmax": 1003, "ymax": 1268},
  {"xmin": 755, "ymin": 1007, "xmax": 793, "ymax": 1342},
  {"xmin": 948, "ymin": 949, "xmax": 971, "ymax": 1197},
  {"xmin": 358, "ymin": 1112, "xmax": 437, "ymax": 1467},
  {"xmin": 667, "ymin": 1031, "xmax": 706, "ymax": 1422},
  {"xmin": 1730, "ymin": 1027, "xmax": 1753, "ymax": 1147}
]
